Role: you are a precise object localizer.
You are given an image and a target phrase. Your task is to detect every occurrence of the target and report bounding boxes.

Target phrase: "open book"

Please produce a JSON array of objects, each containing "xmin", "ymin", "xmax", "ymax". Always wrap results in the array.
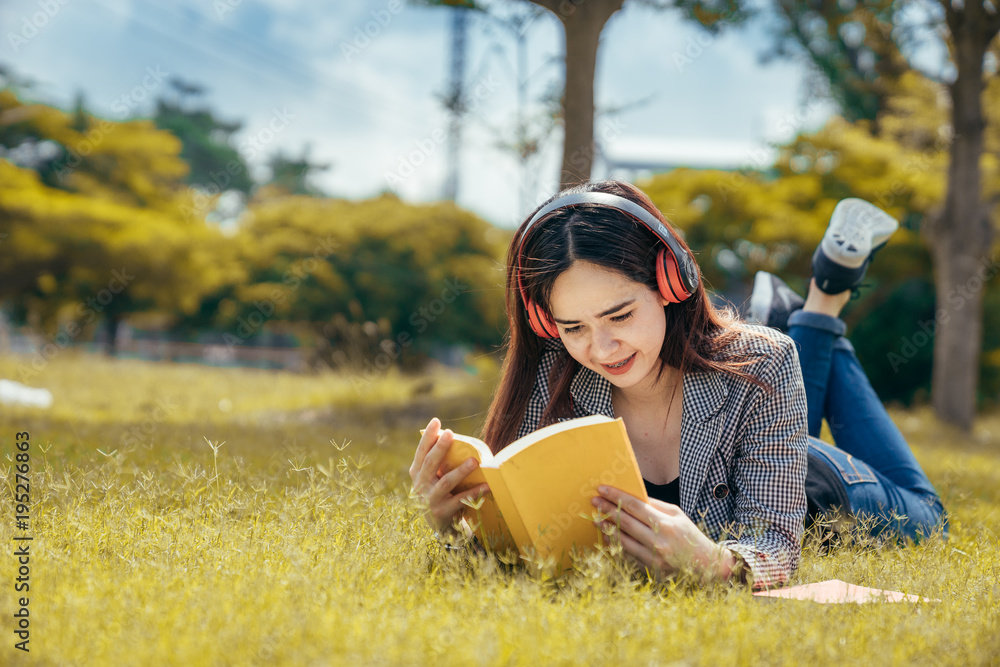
[{"xmin": 426, "ymin": 414, "xmax": 648, "ymax": 574}]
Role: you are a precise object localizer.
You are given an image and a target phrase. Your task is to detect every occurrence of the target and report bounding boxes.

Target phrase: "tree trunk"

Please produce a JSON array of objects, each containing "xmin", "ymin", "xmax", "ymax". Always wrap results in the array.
[
  {"xmin": 103, "ymin": 312, "xmax": 120, "ymax": 357},
  {"xmin": 926, "ymin": 4, "xmax": 998, "ymax": 431},
  {"xmin": 532, "ymin": 0, "xmax": 623, "ymax": 189}
]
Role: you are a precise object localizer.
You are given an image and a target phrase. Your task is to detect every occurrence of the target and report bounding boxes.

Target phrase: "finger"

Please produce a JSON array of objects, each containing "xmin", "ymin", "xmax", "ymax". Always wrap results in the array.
[
  {"xmin": 423, "ymin": 427, "xmax": 454, "ymax": 478},
  {"xmin": 431, "ymin": 481, "xmax": 490, "ymax": 527},
  {"xmin": 411, "ymin": 417, "xmax": 441, "ymax": 471},
  {"xmin": 597, "ymin": 485, "xmax": 648, "ymax": 520},
  {"xmin": 429, "ymin": 457, "xmax": 480, "ymax": 504},
  {"xmin": 647, "ymin": 497, "xmax": 682, "ymax": 515},
  {"xmin": 604, "ymin": 524, "xmax": 656, "ymax": 571},
  {"xmin": 593, "ymin": 497, "xmax": 661, "ymax": 552}
]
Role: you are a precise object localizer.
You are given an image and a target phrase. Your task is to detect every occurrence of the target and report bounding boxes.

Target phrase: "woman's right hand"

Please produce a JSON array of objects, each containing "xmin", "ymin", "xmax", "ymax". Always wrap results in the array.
[{"xmin": 408, "ymin": 417, "xmax": 490, "ymax": 535}]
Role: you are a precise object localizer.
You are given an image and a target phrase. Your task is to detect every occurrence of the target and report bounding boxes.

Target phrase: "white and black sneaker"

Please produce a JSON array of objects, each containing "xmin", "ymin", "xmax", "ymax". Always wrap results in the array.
[
  {"xmin": 748, "ymin": 271, "xmax": 805, "ymax": 332},
  {"xmin": 812, "ymin": 199, "xmax": 899, "ymax": 295}
]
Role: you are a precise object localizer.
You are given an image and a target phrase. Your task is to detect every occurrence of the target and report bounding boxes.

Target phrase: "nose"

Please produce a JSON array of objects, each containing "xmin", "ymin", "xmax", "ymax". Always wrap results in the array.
[{"xmin": 591, "ymin": 326, "xmax": 620, "ymax": 360}]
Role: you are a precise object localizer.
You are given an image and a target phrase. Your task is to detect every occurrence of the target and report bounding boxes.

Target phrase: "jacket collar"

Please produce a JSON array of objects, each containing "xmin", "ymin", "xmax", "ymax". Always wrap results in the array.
[
  {"xmin": 567, "ymin": 360, "xmax": 731, "ymax": 514},
  {"xmin": 567, "ymin": 361, "xmax": 730, "ymax": 423}
]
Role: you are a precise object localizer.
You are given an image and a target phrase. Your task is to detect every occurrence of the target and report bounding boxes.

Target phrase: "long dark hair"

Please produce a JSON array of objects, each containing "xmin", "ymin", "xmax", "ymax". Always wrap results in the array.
[{"xmin": 481, "ymin": 180, "xmax": 775, "ymax": 453}]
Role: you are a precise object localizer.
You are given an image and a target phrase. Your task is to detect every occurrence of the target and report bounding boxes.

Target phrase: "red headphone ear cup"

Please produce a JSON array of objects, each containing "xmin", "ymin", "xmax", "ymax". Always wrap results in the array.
[
  {"xmin": 526, "ymin": 299, "xmax": 559, "ymax": 338},
  {"xmin": 656, "ymin": 246, "xmax": 692, "ymax": 303}
]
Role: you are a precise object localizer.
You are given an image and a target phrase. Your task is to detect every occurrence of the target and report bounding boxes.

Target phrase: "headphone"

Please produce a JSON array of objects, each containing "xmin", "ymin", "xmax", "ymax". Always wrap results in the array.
[{"xmin": 515, "ymin": 192, "xmax": 700, "ymax": 339}]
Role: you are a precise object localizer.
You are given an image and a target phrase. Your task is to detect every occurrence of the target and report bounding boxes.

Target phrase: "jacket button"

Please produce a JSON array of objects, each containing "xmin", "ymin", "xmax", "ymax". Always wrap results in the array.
[{"xmin": 713, "ymin": 483, "xmax": 729, "ymax": 499}]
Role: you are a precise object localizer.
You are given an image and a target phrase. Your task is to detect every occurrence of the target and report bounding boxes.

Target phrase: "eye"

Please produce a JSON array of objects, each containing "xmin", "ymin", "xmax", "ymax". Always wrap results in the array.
[{"xmin": 561, "ymin": 311, "xmax": 632, "ymax": 336}]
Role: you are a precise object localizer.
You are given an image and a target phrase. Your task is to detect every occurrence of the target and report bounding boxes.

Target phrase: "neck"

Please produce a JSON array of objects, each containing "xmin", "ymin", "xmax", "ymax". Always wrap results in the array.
[{"xmin": 612, "ymin": 362, "xmax": 681, "ymax": 410}]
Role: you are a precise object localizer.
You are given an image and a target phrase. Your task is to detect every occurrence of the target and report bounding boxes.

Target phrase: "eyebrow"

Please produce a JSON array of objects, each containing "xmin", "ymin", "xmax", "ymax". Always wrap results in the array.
[{"xmin": 553, "ymin": 299, "xmax": 635, "ymax": 325}]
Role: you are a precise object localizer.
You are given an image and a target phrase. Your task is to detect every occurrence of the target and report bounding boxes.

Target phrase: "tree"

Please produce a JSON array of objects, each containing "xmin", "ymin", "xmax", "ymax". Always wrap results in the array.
[
  {"xmin": 524, "ymin": 0, "xmax": 748, "ymax": 188},
  {"xmin": 528, "ymin": 0, "xmax": 623, "ymax": 188},
  {"xmin": 152, "ymin": 77, "xmax": 253, "ymax": 196},
  {"xmin": 209, "ymin": 192, "xmax": 509, "ymax": 370},
  {"xmin": 258, "ymin": 146, "xmax": 331, "ymax": 198},
  {"xmin": 767, "ymin": 0, "xmax": 909, "ymax": 126},
  {"xmin": 0, "ymin": 86, "xmax": 241, "ymax": 356},
  {"xmin": 639, "ymin": 105, "xmax": 1000, "ymax": 405},
  {"xmin": 768, "ymin": 0, "xmax": 1000, "ymax": 430}
]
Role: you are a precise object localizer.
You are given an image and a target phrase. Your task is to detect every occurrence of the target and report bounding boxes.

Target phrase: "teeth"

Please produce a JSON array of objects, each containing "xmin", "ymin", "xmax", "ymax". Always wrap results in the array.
[{"xmin": 606, "ymin": 354, "xmax": 633, "ymax": 368}]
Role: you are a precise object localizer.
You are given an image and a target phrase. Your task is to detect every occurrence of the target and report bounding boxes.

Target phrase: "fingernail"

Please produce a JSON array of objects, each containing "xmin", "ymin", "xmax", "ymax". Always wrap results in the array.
[
  {"xmin": 598, "ymin": 485, "xmax": 608, "ymax": 494},
  {"xmin": 591, "ymin": 497, "xmax": 601, "ymax": 507}
]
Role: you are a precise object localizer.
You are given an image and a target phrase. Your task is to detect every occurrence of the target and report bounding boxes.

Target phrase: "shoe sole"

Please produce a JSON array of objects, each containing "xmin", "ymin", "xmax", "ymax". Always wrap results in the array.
[
  {"xmin": 820, "ymin": 199, "xmax": 899, "ymax": 269},
  {"xmin": 748, "ymin": 271, "xmax": 774, "ymax": 326}
]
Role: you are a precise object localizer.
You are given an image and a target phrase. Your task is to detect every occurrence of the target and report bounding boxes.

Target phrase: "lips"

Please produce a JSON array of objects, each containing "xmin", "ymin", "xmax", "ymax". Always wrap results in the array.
[{"xmin": 601, "ymin": 352, "xmax": 636, "ymax": 375}]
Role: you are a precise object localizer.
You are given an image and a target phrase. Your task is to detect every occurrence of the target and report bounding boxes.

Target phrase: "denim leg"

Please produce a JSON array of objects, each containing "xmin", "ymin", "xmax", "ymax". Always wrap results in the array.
[
  {"xmin": 787, "ymin": 310, "xmax": 847, "ymax": 438},
  {"xmin": 789, "ymin": 310, "xmax": 947, "ymax": 540},
  {"xmin": 824, "ymin": 342, "xmax": 941, "ymax": 500},
  {"xmin": 808, "ymin": 438, "xmax": 946, "ymax": 542}
]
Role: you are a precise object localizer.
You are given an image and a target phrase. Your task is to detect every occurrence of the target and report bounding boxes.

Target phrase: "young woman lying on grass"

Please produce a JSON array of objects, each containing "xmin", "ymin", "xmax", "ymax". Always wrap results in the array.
[{"xmin": 409, "ymin": 180, "xmax": 948, "ymax": 589}]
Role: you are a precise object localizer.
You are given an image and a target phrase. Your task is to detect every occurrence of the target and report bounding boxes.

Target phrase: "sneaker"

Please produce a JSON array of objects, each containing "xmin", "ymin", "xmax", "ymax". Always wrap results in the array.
[
  {"xmin": 812, "ymin": 199, "xmax": 899, "ymax": 295},
  {"xmin": 748, "ymin": 271, "xmax": 805, "ymax": 332}
]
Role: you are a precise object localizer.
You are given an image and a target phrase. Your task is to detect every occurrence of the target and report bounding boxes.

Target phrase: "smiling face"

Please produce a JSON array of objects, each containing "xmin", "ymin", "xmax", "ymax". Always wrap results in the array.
[{"xmin": 548, "ymin": 261, "xmax": 672, "ymax": 398}]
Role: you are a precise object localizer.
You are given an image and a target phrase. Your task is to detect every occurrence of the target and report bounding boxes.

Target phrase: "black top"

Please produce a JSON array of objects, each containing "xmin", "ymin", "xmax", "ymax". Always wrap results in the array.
[
  {"xmin": 643, "ymin": 476, "xmax": 680, "ymax": 506},
  {"xmin": 639, "ymin": 455, "xmax": 850, "ymax": 530}
]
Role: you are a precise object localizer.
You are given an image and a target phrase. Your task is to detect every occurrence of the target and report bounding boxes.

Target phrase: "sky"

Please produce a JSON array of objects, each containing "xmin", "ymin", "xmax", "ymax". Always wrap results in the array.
[{"xmin": 3, "ymin": 0, "xmax": 851, "ymax": 228}]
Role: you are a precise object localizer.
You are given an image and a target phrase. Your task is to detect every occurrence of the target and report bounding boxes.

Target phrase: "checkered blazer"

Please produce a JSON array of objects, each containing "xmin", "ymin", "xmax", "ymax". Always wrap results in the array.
[{"xmin": 516, "ymin": 324, "xmax": 809, "ymax": 589}]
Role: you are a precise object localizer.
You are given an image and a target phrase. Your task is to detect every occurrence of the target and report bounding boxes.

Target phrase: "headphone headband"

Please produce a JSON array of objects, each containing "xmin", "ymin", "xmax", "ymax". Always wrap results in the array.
[
  {"xmin": 514, "ymin": 190, "xmax": 700, "ymax": 338},
  {"xmin": 516, "ymin": 191, "xmax": 699, "ymax": 293},
  {"xmin": 524, "ymin": 192, "xmax": 673, "ymax": 243}
]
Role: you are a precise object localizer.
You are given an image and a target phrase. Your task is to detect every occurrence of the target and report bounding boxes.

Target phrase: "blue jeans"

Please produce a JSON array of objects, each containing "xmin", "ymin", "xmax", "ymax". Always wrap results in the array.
[{"xmin": 787, "ymin": 310, "xmax": 948, "ymax": 542}]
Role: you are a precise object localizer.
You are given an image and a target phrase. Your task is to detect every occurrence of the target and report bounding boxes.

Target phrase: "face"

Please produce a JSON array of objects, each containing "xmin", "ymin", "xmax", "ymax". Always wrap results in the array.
[{"xmin": 548, "ymin": 261, "xmax": 670, "ymax": 396}]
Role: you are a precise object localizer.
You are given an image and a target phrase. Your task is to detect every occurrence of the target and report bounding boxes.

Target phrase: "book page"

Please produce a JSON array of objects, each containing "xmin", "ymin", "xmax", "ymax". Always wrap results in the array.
[{"xmin": 493, "ymin": 414, "xmax": 618, "ymax": 466}]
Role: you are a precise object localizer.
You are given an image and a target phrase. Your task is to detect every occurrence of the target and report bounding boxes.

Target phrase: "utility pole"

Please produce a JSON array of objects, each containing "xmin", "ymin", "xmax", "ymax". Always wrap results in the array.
[{"xmin": 443, "ymin": 7, "xmax": 468, "ymax": 201}]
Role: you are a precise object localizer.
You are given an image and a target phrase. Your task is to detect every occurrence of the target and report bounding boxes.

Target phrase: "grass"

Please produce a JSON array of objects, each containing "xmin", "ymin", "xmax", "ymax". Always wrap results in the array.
[{"xmin": 0, "ymin": 351, "xmax": 998, "ymax": 666}]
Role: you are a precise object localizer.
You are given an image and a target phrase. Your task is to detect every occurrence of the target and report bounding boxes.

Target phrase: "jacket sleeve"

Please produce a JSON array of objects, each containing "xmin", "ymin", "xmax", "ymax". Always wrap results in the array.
[{"xmin": 717, "ymin": 335, "xmax": 809, "ymax": 590}]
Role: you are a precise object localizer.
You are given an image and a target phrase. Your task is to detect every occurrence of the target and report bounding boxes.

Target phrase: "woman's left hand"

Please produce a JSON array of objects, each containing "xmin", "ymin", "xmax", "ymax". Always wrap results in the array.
[{"xmin": 592, "ymin": 485, "xmax": 739, "ymax": 583}]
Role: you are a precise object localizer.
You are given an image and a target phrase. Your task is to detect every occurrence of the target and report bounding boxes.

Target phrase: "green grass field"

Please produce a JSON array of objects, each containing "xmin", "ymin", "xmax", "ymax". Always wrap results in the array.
[{"xmin": 1, "ymin": 351, "xmax": 998, "ymax": 666}]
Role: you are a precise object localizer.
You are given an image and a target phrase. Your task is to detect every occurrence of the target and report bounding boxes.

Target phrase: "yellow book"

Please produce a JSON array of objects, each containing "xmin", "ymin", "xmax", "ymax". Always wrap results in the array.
[{"xmin": 427, "ymin": 414, "xmax": 648, "ymax": 574}]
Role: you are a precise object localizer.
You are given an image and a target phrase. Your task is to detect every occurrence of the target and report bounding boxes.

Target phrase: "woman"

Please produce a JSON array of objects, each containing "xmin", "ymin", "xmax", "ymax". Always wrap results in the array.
[{"xmin": 409, "ymin": 180, "xmax": 947, "ymax": 589}]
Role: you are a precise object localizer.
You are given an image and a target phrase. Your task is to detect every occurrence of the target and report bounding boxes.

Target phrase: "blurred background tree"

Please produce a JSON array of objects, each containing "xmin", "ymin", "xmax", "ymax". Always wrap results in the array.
[
  {"xmin": 152, "ymin": 76, "xmax": 254, "ymax": 197},
  {"xmin": 0, "ymin": 83, "xmax": 241, "ymax": 357},
  {"xmin": 3, "ymin": 0, "xmax": 1000, "ymax": 428}
]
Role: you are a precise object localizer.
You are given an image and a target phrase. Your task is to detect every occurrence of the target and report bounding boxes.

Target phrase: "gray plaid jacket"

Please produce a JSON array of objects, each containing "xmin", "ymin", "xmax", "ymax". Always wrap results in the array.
[{"xmin": 516, "ymin": 324, "xmax": 809, "ymax": 589}]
